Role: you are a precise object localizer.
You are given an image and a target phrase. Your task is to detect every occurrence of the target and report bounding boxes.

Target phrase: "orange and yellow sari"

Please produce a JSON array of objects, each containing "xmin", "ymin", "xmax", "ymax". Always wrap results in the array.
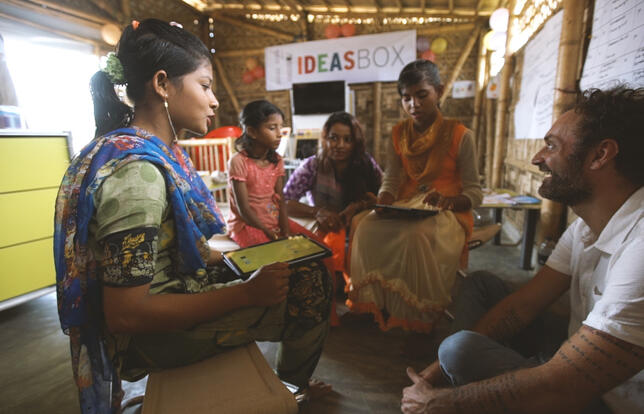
[{"xmin": 347, "ymin": 113, "xmax": 473, "ymax": 333}]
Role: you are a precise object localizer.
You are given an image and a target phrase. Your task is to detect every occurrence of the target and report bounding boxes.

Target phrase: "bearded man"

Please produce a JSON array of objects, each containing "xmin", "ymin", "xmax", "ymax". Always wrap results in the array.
[{"xmin": 401, "ymin": 87, "xmax": 644, "ymax": 414}]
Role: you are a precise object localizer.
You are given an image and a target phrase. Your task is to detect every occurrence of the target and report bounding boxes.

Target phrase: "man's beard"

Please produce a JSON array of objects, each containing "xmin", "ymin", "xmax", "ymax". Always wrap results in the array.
[{"xmin": 538, "ymin": 155, "xmax": 592, "ymax": 206}]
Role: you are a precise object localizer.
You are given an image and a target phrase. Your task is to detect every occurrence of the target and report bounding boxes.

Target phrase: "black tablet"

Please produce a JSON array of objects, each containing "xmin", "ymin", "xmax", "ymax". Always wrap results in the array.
[
  {"xmin": 374, "ymin": 204, "xmax": 440, "ymax": 218},
  {"xmin": 222, "ymin": 234, "xmax": 332, "ymax": 278}
]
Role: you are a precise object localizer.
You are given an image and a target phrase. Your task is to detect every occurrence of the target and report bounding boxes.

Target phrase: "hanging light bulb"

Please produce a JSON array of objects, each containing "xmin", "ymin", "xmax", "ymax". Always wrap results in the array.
[
  {"xmin": 489, "ymin": 32, "xmax": 507, "ymax": 51},
  {"xmin": 490, "ymin": 8, "xmax": 510, "ymax": 32}
]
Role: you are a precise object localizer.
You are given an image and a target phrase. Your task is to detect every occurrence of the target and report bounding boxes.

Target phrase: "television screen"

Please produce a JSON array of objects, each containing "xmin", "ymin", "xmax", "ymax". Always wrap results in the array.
[{"xmin": 292, "ymin": 81, "xmax": 345, "ymax": 115}]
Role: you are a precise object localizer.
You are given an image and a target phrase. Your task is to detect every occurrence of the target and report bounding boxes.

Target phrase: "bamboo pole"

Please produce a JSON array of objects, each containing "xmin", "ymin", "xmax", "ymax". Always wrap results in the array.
[
  {"xmin": 373, "ymin": 82, "xmax": 382, "ymax": 164},
  {"xmin": 540, "ymin": 0, "xmax": 589, "ymax": 241},
  {"xmin": 212, "ymin": 56, "xmax": 241, "ymax": 116},
  {"xmin": 201, "ymin": 17, "xmax": 221, "ymax": 129},
  {"xmin": 216, "ymin": 48, "xmax": 265, "ymax": 57},
  {"xmin": 440, "ymin": 24, "xmax": 482, "ymax": 107},
  {"xmin": 472, "ymin": 35, "xmax": 488, "ymax": 172},
  {"xmin": 416, "ymin": 23, "xmax": 476, "ymax": 36},
  {"xmin": 485, "ymin": 93, "xmax": 495, "ymax": 186},
  {"xmin": 490, "ymin": 2, "xmax": 516, "ymax": 189},
  {"xmin": 213, "ymin": 14, "xmax": 294, "ymax": 41},
  {"xmin": 490, "ymin": 55, "xmax": 513, "ymax": 188}
]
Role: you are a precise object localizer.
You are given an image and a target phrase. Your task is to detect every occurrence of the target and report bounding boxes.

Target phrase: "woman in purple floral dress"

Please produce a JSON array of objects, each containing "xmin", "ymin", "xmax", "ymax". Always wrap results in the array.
[{"xmin": 284, "ymin": 111, "xmax": 382, "ymax": 278}]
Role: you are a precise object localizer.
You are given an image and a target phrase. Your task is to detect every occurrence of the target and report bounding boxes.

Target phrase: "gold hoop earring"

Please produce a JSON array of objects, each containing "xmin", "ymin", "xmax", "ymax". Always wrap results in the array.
[{"xmin": 163, "ymin": 97, "xmax": 178, "ymax": 144}]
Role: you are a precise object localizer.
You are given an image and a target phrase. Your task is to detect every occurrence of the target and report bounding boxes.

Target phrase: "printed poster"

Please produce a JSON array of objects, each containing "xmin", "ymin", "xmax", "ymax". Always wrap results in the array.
[{"xmin": 580, "ymin": 0, "xmax": 644, "ymax": 89}]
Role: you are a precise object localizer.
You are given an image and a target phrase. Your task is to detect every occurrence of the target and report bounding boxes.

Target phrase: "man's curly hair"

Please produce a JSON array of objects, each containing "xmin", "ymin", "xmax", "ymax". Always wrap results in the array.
[{"xmin": 572, "ymin": 86, "xmax": 644, "ymax": 186}]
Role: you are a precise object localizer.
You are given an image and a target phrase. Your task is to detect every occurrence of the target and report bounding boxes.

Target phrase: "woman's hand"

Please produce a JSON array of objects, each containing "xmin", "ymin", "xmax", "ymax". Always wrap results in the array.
[
  {"xmin": 207, "ymin": 248, "xmax": 224, "ymax": 265},
  {"xmin": 278, "ymin": 226, "xmax": 291, "ymax": 239},
  {"xmin": 263, "ymin": 227, "xmax": 279, "ymax": 241},
  {"xmin": 423, "ymin": 191, "xmax": 471, "ymax": 212},
  {"xmin": 244, "ymin": 262, "xmax": 291, "ymax": 306},
  {"xmin": 375, "ymin": 192, "xmax": 395, "ymax": 216},
  {"xmin": 315, "ymin": 208, "xmax": 344, "ymax": 233},
  {"xmin": 339, "ymin": 192, "xmax": 377, "ymax": 224}
]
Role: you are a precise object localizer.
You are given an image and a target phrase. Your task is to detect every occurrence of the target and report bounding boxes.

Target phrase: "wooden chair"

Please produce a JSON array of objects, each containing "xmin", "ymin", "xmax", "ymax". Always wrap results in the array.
[{"xmin": 178, "ymin": 137, "xmax": 236, "ymax": 203}]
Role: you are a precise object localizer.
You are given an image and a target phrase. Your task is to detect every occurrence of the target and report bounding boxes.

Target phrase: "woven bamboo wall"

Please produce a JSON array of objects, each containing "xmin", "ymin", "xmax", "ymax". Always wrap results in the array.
[{"xmin": 212, "ymin": 21, "xmax": 479, "ymax": 168}]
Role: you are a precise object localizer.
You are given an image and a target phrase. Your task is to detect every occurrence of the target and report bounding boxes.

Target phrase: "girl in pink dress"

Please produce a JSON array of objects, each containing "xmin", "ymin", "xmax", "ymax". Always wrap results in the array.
[{"xmin": 227, "ymin": 100, "xmax": 315, "ymax": 247}]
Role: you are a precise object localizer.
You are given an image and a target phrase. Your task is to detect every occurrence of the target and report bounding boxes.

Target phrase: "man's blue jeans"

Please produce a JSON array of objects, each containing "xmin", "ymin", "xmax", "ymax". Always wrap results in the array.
[
  {"xmin": 438, "ymin": 270, "xmax": 546, "ymax": 386},
  {"xmin": 436, "ymin": 271, "xmax": 610, "ymax": 413}
]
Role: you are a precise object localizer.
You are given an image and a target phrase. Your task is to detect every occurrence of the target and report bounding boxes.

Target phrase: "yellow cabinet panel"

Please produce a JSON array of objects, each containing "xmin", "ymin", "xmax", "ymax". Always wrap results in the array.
[
  {"xmin": 0, "ymin": 137, "xmax": 70, "ymax": 193},
  {"xmin": 0, "ymin": 238, "xmax": 55, "ymax": 302},
  {"xmin": 0, "ymin": 188, "xmax": 58, "ymax": 248}
]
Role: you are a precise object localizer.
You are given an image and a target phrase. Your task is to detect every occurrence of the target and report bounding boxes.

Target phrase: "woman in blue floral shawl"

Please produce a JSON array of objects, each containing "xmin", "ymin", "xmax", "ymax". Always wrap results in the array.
[{"xmin": 54, "ymin": 19, "xmax": 331, "ymax": 414}]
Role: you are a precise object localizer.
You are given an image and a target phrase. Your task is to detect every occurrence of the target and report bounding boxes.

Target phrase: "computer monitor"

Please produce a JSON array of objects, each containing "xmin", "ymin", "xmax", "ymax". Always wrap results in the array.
[{"xmin": 292, "ymin": 81, "xmax": 345, "ymax": 115}]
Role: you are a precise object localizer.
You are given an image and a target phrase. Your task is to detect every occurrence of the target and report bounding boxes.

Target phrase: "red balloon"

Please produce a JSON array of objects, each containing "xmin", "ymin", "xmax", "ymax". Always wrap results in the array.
[
  {"xmin": 251, "ymin": 65, "xmax": 265, "ymax": 79},
  {"xmin": 340, "ymin": 23, "xmax": 355, "ymax": 37},
  {"xmin": 421, "ymin": 49, "xmax": 437, "ymax": 63},
  {"xmin": 242, "ymin": 70, "xmax": 255, "ymax": 84},
  {"xmin": 324, "ymin": 24, "xmax": 340, "ymax": 39}
]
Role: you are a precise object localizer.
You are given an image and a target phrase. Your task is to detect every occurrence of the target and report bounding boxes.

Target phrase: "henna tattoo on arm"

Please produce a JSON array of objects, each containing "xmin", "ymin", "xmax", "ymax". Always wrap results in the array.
[
  {"xmin": 446, "ymin": 371, "xmax": 522, "ymax": 414},
  {"xmin": 553, "ymin": 326, "xmax": 644, "ymax": 397},
  {"xmin": 485, "ymin": 309, "xmax": 526, "ymax": 340}
]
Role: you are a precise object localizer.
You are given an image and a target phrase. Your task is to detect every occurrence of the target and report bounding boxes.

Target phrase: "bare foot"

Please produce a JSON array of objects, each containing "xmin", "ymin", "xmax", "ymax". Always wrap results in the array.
[
  {"xmin": 307, "ymin": 378, "xmax": 332, "ymax": 399},
  {"xmin": 295, "ymin": 379, "xmax": 333, "ymax": 405}
]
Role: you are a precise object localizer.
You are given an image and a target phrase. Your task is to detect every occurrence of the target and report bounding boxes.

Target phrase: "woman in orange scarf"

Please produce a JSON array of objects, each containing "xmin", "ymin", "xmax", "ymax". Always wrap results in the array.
[{"xmin": 347, "ymin": 60, "xmax": 482, "ymax": 335}]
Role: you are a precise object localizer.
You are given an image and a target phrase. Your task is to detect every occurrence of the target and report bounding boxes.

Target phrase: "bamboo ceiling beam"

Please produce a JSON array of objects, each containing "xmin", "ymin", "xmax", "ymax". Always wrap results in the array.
[
  {"xmin": 0, "ymin": 11, "xmax": 100, "ymax": 47},
  {"xmin": 417, "ymin": 23, "xmax": 476, "ymax": 36},
  {"xmin": 218, "ymin": 9, "xmax": 488, "ymax": 18},
  {"xmin": 212, "ymin": 13, "xmax": 294, "ymax": 41},
  {"xmin": 9, "ymin": 0, "xmax": 114, "ymax": 26},
  {"xmin": 439, "ymin": 24, "xmax": 482, "ymax": 106},
  {"xmin": 87, "ymin": 0, "xmax": 123, "ymax": 22},
  {"xmin": 282, "ymin": 0, "xmax": 307, "ymax": 36},
  {"xmin": 420, "ymin": 0, "xmax": 426, "ymax": 13},
  {"xmin": 176, "ymin": 0, "xmax": 204, "ymax": 14},
  {"xmin": 216, "ymin": 48, "xmax": 264, "ymax": 57},
  {"xmin": 121, "ymin": 0, "xmax": 131, "ymax": 22},
  {"xmin": 449, "ymin": 0, "xmax": 455, "ymax": 13},
  {"xmin": 212, "ymin": 56, "xmax": 241, "ymax": 116}
]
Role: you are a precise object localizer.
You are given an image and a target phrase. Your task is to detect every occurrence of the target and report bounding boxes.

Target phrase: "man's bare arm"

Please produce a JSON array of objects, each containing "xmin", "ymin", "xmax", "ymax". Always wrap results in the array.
[
  {"xmin": 404, "ymin": 325, "xmax": 644, "ymax": 414},
  {"xmin": 420, "ymin": 265, "xmax": 570, "ymax": 384},
  {"xmin": 473, "ymin": 265, "xmax": 570, "ymax": 341}
]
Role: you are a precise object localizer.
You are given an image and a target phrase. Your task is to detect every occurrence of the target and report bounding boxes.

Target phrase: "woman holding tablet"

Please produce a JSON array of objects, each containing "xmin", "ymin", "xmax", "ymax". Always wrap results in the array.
[
  {"xmin": 348, "ymin": 59, "xmax": 482, "ymax": 336},
  {"xmin": 53, "ymin": 20, "xmax": 330, "ymax": 413}
]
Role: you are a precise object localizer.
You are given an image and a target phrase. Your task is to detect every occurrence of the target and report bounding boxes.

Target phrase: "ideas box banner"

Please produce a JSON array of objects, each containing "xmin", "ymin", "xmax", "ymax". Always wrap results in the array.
[{"xmin": 265, "ymin": 30, "xmax": 417, "ymax": 91}]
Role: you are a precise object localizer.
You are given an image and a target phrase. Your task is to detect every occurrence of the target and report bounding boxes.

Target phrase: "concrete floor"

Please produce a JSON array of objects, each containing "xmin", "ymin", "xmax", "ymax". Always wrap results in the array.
[{"xmin": 0, "ymin": 232, "xmax": 539, "ymax": 414}]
